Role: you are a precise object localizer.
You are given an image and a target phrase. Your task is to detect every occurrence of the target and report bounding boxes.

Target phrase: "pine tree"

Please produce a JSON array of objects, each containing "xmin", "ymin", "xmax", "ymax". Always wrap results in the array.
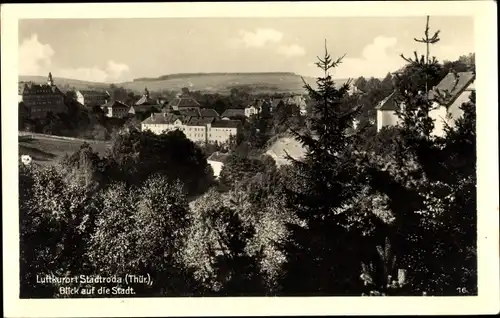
[{"xmin": 277, "ymin": 41, "xmax": 371, "ymax": 295}]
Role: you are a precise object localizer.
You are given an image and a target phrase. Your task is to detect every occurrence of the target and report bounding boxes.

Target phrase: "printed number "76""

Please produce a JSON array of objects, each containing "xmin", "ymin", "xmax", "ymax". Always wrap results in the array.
[{"xmin": 457, "ymin": 287, "xmax": 469, "ymax": 294}]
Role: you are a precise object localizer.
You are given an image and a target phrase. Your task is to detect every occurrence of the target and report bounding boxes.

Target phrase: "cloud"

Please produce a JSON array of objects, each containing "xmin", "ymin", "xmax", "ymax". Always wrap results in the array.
[
  {"xmin": 105, "ymin": 60, "xmax": 130, "ymax": 80},
  {"xmin": 57, "ymin": 61, "xmax": 130, "ymax": 82},
  {"xmin": 232, "ymin": 28, "xmax": 284, "ymax": 48},
  {"xmin": 18, "ymin": 34, "xmax": 130, "ymax": 82},
  {"xmin": 332, "ymin": 36, "xmax": 404, "ymax": 78},
  {"xmin": 229, "ymin": 28, "xmax": 306, "ymax": 58},
  {"xmin": 19, "ymin": 34, "xmax": 54, "ymax": 75},
  {"xmin": 57, "ymin": 67, "xmax": 110, "ymax": 83},
  {"xmin": 276, "ymin": 44, "xmax": 306, "ymax": 57}
]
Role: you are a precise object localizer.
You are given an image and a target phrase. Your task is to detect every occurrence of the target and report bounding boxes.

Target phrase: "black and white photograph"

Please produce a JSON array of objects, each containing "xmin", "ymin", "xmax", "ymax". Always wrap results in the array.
[{"xmin": 2, "ymin": 2, "xmax": 499, "ymax": 317}]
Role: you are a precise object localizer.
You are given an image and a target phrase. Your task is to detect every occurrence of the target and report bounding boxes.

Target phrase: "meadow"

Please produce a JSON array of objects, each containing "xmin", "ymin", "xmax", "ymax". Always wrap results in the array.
[{"xmin": 18, "ymin": 135, "xmax": 111, "ymax": 166}]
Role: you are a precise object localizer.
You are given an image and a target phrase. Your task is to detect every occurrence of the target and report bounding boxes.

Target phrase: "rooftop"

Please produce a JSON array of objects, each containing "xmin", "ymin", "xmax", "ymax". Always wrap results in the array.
[
  {"xmin": 428, "ymin": 71, "xmax": 475, "ymax": 106},
  {"xmin": 102, "ymin": 100, "xmax": 129, "ymax": 109},
  {"xmin": 167, "ymin": 96, "xmax": 201, "ymax": 109},
  {"xmin": 19, "ymin": 82, "xmax": 63, "ymax": 95},
  {"xmin": 212, "ymin": 119, "xmax": 241, "ymax": 128},
  {"xmin": 221, "ymin": 108, "xmax": 245, "ymax": 118},
  {"xmin": 207, "ymin": 151, "xmax": 230, "ymax": 163},
  {"xmin": 78, "ymin": 90, "xmax": 110, "ymax": 97}
]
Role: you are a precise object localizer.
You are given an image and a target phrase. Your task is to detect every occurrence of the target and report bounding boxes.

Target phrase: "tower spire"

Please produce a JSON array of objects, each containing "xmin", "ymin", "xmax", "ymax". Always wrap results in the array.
[
  {"xmin": 47, "ymin": 72, "xmax": 54, "ymax": 86},
  {"xmin": 144, "ymin": 87, "xmax": 149, "ymax": 98}
]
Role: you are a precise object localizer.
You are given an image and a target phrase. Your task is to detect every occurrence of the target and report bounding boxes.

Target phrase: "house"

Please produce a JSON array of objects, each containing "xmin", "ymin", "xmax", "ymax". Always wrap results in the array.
[
  {"xmin": 135, "ymin": 87, "xmax": 157, "ymax": 106},
  {"xmin": 18, "ymin": 73, "xmax": 67, "ymax": 119},
  {"xmin": 101, "ymin": 100, "xmax": 130, "ymax": 118},
  {"xmin": 244, "ymin": 105, "xmax": 259, "ymax": 117},
  {"xmin": 207, "ymin": 152, "xmax": 230, "ymax": 179},
  {"xmin": 428, "ymin": 71, "xmax": 475, "ymax": 137},
  {"xmin": 221, "ymin": 108, "xmax": 245, "ymax": 119},
  {"xmin": 375, "ymin": 91, "xmax": 401, "ymax": 131},
  {"xmin": 129, "ymin": 104, "xmax": 161, "ymax": 116},
  {"xmin": 76, "ymin": 89, "xmax": 110, "ymax": 108},
  {"xmin": 209, "ymin": 120, "xmax": 240, "ymax": 144},
  {"xmin": 376, "ymin": 71, "xmax": 475, "ymax": 136},
  {"xmin": 166, "ymin": 88, "xmax": 201, "ymax": 111}
]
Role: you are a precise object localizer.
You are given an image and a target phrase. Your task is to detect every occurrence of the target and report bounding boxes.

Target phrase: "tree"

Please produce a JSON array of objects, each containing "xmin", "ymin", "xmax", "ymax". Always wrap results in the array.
[
  {"xmin": 354, "ymin": 76, "xmax": 368, "ymax": 92},
  {"xmin": 105, "ymin": 130, "xmax": 213, "ymax": 195},
  {"xmin": 20, "ymin": 164, "xmax": 101, "ymax": 298},
  {"xmin": 278, "ymin": 41, "xmax": 372, "ymax": 295},
  {"xmin": 183, "ymin": 188, "xmax": 266, "ymax": 295},
  {"xmin": 363, "ymin": 15, "xmax": 478, "ymax": 295}
]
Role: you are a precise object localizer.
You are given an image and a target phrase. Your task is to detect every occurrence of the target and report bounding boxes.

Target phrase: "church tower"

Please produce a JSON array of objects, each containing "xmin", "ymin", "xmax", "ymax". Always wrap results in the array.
[
  {"xmin": 47, "ymin": 72, "xmax": 54, "ymax": 86},
  {"xmin": 144, "ymin": 87, "xmax": 150, "ymax": 98}
]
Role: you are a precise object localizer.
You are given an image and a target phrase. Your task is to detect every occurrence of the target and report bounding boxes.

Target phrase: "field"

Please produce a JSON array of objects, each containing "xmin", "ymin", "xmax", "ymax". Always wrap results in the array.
[
  {"xmin": 19, "ymin": 135, "xmax": 111, "ymax": 166},
  {"xmin": 19, "ymin": 73, "xmax": 333, "ymax": 95}
]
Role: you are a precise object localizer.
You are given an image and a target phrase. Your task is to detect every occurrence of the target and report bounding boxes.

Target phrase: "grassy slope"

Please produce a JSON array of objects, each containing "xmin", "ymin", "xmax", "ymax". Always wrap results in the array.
[
  {"xmin": 19, "ymin": 73, "xmax": 347, "ymax": 95},
  {"xmin": 19, "ymin": 137, "xmax": 111, "ymax": 166}
]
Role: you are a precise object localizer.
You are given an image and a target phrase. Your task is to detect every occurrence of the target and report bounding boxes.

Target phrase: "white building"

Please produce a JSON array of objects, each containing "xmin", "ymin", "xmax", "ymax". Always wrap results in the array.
[
  {"xmin": 76, "ymin": 90, "xmax": 110, "ymax": 108},
  {"xmin": 141, "ymin": 112, "xmax": 240, "ymax": 145},
  {"xmin": 207, "ymin": 152, "xmax": 230, "ymax": 179},
  {"xmin": 101, "ymin": 100, "xmax": 130, "ymax": 118},
  {"xmin": 245, "ymin": 105, "xmax": 259, "ymax": 117},
  {"xmin": 376, "ymin": 71, "xmax": 475, "ymax": 136},
  {"xmin": 428, "ymin": 71, "xmax": 475, "ymax": 137},
  {"xmin": 375, "ymin": 91, "xmax": 402, "ymax": 132}
]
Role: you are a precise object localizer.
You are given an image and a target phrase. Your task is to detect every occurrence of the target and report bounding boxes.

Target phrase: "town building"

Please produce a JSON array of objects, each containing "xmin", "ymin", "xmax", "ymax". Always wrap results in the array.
[
  {"xmin": 101, "ymin": 100, "xmax": 130, "ymax": 118},
  {"xmin": 375, "ymin": 71, "xmax": 475, "ymax": 136},
  {"xmin": 166, "ymin": 87, "xmax": 201, "ymax": 111},
  {"xmin": 428, "ymin": 71, "xmax": 475, "ymax": 137},
  {"xmin": 221, "ymin": 108, "xmax": 245, "ymax": 119},
  {"xmin": 141, "ymin": 112, "xmax": 240, "ymax": 145},
  {"xmin": 207, "ymin": 151, "xmax": 230, "ymax": 179},
  {"xmin": 375, "ymin": 91, "xmax": 401, "ymax": 131},
  {"xmin": 131, "ymin": 87, "xmax": 163, "ymax": 116},
  {"xmin": 244, "ymin": 105, "xmax": 259, "ymax": 117},
  {"xmin": 76, "ymin": 90, "xmax": 110, "ymax": 108},
  {"xmin": 18, "ymin": 73, "xmax": 67, "ymax": 119}
]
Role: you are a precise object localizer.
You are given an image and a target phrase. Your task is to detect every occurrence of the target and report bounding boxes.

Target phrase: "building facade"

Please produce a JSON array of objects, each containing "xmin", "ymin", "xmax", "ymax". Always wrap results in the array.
[
  {"xmin": 428, "ymin": 71, "xmax": 475, "ymax": 137},
  {"xmin": 376, "ymin": 71, "xmax": 475, "ymax": 136},
  {"xmin": 101, "ymin": 100, "xmax": 130, "ymax": 118},
  {"xmin": 141, "ymin": 112, "xmax": 239, "ymax": 145},
  {"xmin": 18, "ymin": 73, "xmax": 66, "ymax": 119},
  {"xmin": 76, "ymin": 90, "xmax": 110, "ymax": 108},
  {"xmin": 244, "ymin": 105, "xmax": 259, "ymax": 117}
]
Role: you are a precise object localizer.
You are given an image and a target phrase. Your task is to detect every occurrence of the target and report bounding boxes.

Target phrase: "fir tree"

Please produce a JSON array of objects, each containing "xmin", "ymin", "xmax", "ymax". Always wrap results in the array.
[{"xmin": 277, "ymin": 41, "xmax": 372, "ymax": 295}]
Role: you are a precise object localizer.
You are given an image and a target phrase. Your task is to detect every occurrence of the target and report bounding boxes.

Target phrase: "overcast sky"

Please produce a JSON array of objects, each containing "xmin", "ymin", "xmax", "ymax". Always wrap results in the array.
[{"xmin": 19, "ymin": 16, "xmax": 474, "ymax": 83}]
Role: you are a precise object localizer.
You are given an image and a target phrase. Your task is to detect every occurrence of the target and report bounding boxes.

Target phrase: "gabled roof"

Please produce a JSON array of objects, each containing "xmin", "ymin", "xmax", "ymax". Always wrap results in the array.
[
  {"xmin": 207, "ymin": 151, "xmax": 230, "ymax": 163},
  {"xmin": 200, "ymin": 108, "xmax": 220, "ymax": 117},
  {"xmin": 130, "ymin": 104, "xmax": 160, "ymax": 113},
  {"xmin": 212, "ymin": 119, "xmax": 241, "ymax": 128},
  {"xmin": 375, "ymin": 91, "xmax": 399, "ymax": 111},
  {"xmin": 221, "ymin": 108, "xmax": 245, "ymax": 118},
  {"xmin": 428, "ymin": 71, "xmax": 475, "ymax": 106},
  {"xmin": 19, "ymin": 82, "xmax": 64, "ymax": 95},
  {"xmin": 102, "ymin": 100, "xmax": 129, "ymax": 109},
  {"xmin": 167, "ymin": 96, "xmax": 201, "ymax": 109},
  {"xmin": 178, "ymin": 109, "xmax": 201, "ymax": 117},
  {"xmin": 135, "ymin": 95, "xmax": 158, "ymax": 106},
  {"xmin": 141, "ymin": 113, "xmax": 181, "ymax": 125},
  {"xmin": 78, "ymin": 90, "xmax": 110, "ymax": 97},
  {"xmin": 186, "ymin": 116, "xmax": 215, "ymax": 126}
]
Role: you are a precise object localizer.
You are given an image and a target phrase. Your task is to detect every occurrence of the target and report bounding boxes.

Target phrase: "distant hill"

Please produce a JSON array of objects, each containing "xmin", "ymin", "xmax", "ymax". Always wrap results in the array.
[{"xmin": 19, "ymin": 73, "xmax": 354, "ymax": 95}]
